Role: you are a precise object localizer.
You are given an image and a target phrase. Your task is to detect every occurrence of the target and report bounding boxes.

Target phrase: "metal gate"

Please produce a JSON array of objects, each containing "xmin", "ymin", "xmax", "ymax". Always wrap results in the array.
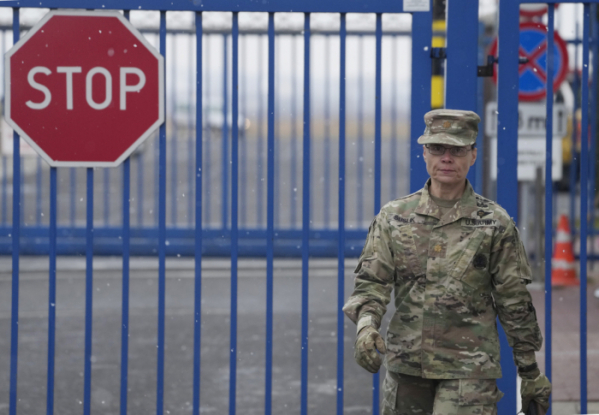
[
  {"xmin": 495, "ymin": 1, "xmax": 597, "ymax": 414},
  {"xmin": 1, "ymin": 0, "xmax": 594, "ymax": 414},
  {"xmin": 0, "ymin": 1, "xmax": 436, "ymax": 414}
]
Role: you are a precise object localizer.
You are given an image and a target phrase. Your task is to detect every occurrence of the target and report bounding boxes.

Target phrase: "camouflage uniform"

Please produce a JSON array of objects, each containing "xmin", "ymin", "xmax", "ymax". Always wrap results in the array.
[{"xmin": 343, "ymin": 109, "xmax": 545, "ymax": 414}]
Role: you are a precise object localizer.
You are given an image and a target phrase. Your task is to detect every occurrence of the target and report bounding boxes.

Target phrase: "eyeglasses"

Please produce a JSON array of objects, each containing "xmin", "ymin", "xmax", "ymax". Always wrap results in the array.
[{"xmin": 425, "ymin": 144, "xmax": 473, "ymax": 157}]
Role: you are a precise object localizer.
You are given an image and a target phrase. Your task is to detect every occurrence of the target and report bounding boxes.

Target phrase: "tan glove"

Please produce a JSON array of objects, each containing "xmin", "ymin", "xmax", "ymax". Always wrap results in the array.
[
  {"xmin": 354, "ymin": 326, "xmax": 386, "ymax": 373},
  {"xmin": 520, "ymin": 368, "xmax": 551, "ymax": 414}
]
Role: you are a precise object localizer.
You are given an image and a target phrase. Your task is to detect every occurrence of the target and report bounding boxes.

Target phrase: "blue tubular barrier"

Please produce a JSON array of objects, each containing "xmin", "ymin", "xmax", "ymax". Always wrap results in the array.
[
  {"xmin": 337, "ymin": 14, "xmax": 346, "ymax": 415},
  {"xmin": 228, "ymin": 12, "xmax": 239, "ymax": 415},
  {"xmin": 545, "ymin": 6, "xmax": 555, "ymax": 413},
  {"xmin": 591, "ymin": 4, "xmax": 598, "ymax": 271},
  {"xmin": 120, "ymin": 157, "xmax": 131, "ymax": 415},
  {"xmin": 83, "ymin": 168, "xmax": 94, "ymax": 415},
  {"xmin": 371, "ymin": 12, "xmax": 383, "ymax": 415},
  {"xmin": 265, "ymin": 11, "xmax": 276, "ymax": 415},
  {"xmin": 9, "ymin": 9, "xmax": 20, "ymax": 415},
  {"xmin": 157, "ymin": 11, "xmax": 167, "ymax": 415},
  {"xmin": 120, "ymin": 12, "xmax": 131, "ymax": 415},
  {"xmin": 193, "ymin": 12, "xmax": 203, "ymax": 415},
  {"xmin": 47, "ymin": 167, "xmax": 57, "ymax": 415},
  {"xmin": 357, "ymin": 36, "xmax": 364, "ymax": 226},
  {"xmin": 300, "ymin": 12, "xmax": 311, "ymax": 415},
  {"xmin": 580, "ymin": 5, "xmax": 590, "ymax": 413}
]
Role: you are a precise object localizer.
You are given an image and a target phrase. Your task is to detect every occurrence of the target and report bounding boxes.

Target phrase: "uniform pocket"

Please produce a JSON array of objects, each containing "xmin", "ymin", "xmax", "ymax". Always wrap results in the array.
[
  {"xmin": 449, "ymin": 229, "xmax": 486, "ymax": 282},
  {"xmin": 392, "ymin": 225, "xmax": 426, "ymax": 282},
  {"xmin": 381, "ymin": 373, "xmax": 399, "ymax": 414},
  {"xmin": 458, "ymin": 379, "xmax": 503, "ymax": 415}
]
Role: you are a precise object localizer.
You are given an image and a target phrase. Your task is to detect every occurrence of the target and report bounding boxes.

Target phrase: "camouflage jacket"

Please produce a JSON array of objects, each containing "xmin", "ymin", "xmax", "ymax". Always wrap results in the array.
[{"xmin": 343, "ymin": 180, "xmax": 543, "ymax": 379}]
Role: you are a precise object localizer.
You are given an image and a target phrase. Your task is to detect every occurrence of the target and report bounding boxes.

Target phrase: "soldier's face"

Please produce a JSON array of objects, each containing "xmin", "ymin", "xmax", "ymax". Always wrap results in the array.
[{"xmin": 422, "ymin": 145, "xmax": 477, "ymax": 187}]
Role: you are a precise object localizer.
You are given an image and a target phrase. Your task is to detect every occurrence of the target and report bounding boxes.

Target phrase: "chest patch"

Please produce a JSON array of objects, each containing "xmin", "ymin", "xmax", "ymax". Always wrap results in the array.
[{"xmin": 473, "ymin": 254, "xmax": 488, "ymax": 269}]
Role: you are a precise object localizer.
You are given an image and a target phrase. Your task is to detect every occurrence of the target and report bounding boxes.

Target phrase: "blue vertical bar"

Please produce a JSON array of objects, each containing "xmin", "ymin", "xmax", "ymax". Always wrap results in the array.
[
  {"xmin": 390, "ymin": 35, "xmax": 398, "ymax": 201},
  {"xmin": 300, "ymin": 13, "xmax": 311, "ymax": 415},
  {"xmin": 545, "ymin": 8, "xmax": 555, "ymax": 415},
  {"xmin": 46, "ymin": 168, "xmax": 57, "ymax": 415},
  {"xmin": 579, "ymin": 6, "xmax": 590, "ymax": 414},
  {"xmin": 35, "ymin": 158, "xmax": 41, "ymax": 225},
  {"xmin": 83, "ymin": 168, "xmax": 94, "ymax": 415},
  {"xmin": 445, "ymin": 0, "xmax": 478, "ymax": 188},
  {"xmin": 372, "ymin": 13, "xmax": 383, "ymax": 415},
  {"xmin": 171, "ymin": 34, "xmax": 179, "ymax": 227},
  {"xmin": 70, "ymin": 168, "xmax": 76, "ymax": 227},
  {"xmin": 290, "ymin": 37, "xmax": 298, "ymax": 228},
  {"xmin": 374, "ymin": 14, "xmax": 382, "ymax": 212},
  {"xmin": 120, "ymin": 12, "xmax": 131, "ymax": 415},
  {"xmin": 337, "ymin": 13, "xmax": 346, "ymax": 415},
  {"xmin": 496, "ymin": 1, "xmax": 520, "ymax": 413},
  {"xmin": 157, "ymin": 11, "xmax": 167, "ymax": 415},
  {"xmin": 193, "ymin": 12, "xmax": 203, "ymax": 415},
  {"xmin": 229, "ymin": 12, "xmax": 240, "ymax": 415},
  {"xmin": 265, "ymin": 13, "xmax": 276, "ymax": 415},
  {"xmin": 9, "ymin": 10, "xmax": 20, "ymax": 415},
  {"xmin": 222, "ymin": 34, "xmax": 229, "ymax": 230},
  {"xmin": 323, "ymin": 36, "xmax": 331, "ymax": 228},
  {"xmin": 357, "ymin": 37, "xmax": 364, "ymax": 225},
  {"xmin": 121, "ymin": 165, "xmax": 131, "ymax": 415},
  {"xmin": 409, "ymin": 7, "xmax": 432, "ymax": 193}
]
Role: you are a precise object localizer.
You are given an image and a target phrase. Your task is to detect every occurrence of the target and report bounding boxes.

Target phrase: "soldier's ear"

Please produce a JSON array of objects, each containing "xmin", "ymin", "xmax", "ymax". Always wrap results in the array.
[{"xmin": 470, "ymin": 147, "xmax": 477, "ymax": 166}]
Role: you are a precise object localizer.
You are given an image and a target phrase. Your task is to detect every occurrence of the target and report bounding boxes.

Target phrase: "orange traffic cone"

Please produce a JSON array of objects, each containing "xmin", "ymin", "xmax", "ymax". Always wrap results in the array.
[{"xmin": 551, "ymin": 214, "xmax": 579, "ymax": 286}]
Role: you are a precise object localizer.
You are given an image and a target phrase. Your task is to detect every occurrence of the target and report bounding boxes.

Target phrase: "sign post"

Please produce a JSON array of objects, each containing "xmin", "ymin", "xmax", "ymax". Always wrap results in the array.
[{"xmin": 4, "ymin": 11, "xmax": 165, "ymax": 167}]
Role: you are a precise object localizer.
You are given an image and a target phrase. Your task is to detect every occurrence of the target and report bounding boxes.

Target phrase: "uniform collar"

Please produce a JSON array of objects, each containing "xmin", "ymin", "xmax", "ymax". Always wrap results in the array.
[{"xmin": 415, "ymin": 179, "xmax": 478, "ymax": 225}]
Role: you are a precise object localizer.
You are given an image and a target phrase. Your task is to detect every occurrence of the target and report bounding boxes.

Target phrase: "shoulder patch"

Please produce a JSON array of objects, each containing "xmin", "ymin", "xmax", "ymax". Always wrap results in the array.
[{"xmin": 476, "ymin": 210, "xmax": 492, "ymax": 218}]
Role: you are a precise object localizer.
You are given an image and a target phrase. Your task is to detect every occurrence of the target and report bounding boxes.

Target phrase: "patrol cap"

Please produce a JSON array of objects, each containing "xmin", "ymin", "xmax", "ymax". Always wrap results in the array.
[{"xmin": 417, "ymin": 109, "xmax": 480, "ymax": 146}]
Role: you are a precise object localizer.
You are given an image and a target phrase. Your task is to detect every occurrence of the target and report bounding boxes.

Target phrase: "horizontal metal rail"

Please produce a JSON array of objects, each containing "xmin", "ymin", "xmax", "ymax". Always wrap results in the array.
[{"xmin": 0, "ymin": 0, "xmax": 410, "ymax": 12}]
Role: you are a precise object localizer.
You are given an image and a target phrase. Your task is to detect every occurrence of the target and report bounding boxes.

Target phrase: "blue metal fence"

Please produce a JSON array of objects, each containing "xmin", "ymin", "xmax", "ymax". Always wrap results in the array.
[
  {"xmin": 0, "ymin": 2, "xmax": 433, "ymax": 415},
  {"xmin": 496, "ymin": 2, "xmax": 597, "ymax": 414},
  {"xmin": 0, "ymin": 28, "xmax": 415, "ymax": 256},
  {"xmin": 1, "ymin": 1, "xmax": 597, "ymax": 414}
]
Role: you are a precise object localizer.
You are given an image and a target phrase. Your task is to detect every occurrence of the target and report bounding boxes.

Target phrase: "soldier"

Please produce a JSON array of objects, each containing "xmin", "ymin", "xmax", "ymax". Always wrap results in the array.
[{"xmin": 343, "ymin": 109, "xmax": 551, "ymax": 415}]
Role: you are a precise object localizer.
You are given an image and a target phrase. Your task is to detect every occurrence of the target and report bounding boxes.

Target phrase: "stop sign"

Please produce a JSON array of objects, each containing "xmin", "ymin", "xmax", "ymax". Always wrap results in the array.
[{"xmin": 4, "ymin": 11, "xmax": 165, "ymax": 167}]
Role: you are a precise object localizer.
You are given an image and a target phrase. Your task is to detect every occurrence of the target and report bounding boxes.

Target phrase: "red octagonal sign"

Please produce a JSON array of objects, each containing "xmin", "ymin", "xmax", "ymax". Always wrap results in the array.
[{"xmin": 5, "ymin": 11, "xmax": 165, "ymax": 167}]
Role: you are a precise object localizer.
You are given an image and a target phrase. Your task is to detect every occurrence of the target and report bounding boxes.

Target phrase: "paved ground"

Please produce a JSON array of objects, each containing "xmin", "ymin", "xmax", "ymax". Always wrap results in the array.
[{"xmin": 0, "ymin": 257, "xmax": 598, "ymax": 414}]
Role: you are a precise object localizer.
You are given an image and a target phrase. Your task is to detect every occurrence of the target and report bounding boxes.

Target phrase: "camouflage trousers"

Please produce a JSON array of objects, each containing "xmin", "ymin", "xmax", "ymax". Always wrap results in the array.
[{"xmin": 382, "ymin": 371, "xmax": 504, "ymax": 415}]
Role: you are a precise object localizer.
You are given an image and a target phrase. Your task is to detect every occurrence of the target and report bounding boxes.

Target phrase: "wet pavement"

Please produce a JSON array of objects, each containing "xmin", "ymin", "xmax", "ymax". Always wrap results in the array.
[{"xmin": 0, "ymin": 257, "xmax": 597, "ymax": 414}]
